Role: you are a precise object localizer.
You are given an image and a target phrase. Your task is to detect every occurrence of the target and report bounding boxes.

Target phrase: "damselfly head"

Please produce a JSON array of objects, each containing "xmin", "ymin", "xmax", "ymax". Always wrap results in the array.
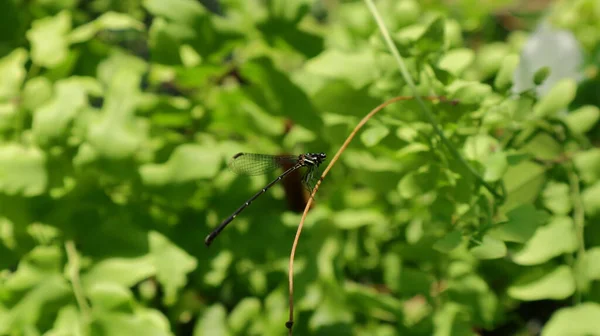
[{"xmin": 309, "ymin": 152, "xmax": 326, "ymax": 164}]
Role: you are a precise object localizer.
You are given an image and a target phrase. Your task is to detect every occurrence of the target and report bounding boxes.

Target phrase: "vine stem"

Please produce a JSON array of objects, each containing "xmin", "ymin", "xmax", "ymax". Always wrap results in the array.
[
  {"xmin": 286, "ymin": 96, "xmax": 451, "ymax": 334},
  {"xmin": 363, "ymin": 0, "xmax": 502, "ymax": 200},
  {"xmin": 65, "ymin": 240, "xmax": 91, "ymax": 324},
  {"xmin": 567, "ymin": 163, "xmax": 586, "ymax": 303}
]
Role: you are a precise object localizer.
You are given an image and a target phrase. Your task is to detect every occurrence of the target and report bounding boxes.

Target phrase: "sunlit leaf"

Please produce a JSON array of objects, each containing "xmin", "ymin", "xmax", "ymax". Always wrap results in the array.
[
  {"xmin": 26, "ymin": 11, "xmax": 71, "ymax": 68},
  {"xmin": 513, "ymin": 216, "xmax": 578, "ymax": 265},
  {"xmin": 0, "ymin": 144, "xmax": 47, "ymax": 196},
  {"xmin": 492, "ymin": 204, "xmax": 549, "ymax": 243},
  {"xmin": 149, "ymin": 231, "xmax": 197, "ymax": 305},
  {"xmin": 542, "ymin": 303, "xmax": 600, "ymax": 336},
  {"xmin": 508, "ymin": 265, "xmax": 575, "ymax": 301}
]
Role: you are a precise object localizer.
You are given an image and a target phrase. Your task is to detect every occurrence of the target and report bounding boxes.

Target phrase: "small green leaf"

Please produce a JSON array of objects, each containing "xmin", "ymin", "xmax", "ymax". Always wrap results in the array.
[
  {"xmin": 91, "ymin": 311, "xmax": 171, "ymax": 336},
  {"xmin": 32, "ymin": 78, "xmax": 91, "ymax": 146},
  {"xmin": 332, "ymin": 209, "xmax": 386, "ymax": 230},
  {"xmin": 438, "ymin": 48, "xmax": 475, "ymax": 76},
  {"xmin": 46, "ymin": 306, "xmax": 83, "ymax": 335},
  {"xmin": 582, "ymin": 181, "xmax": 600, "ymax": 216},
  {"xmin": 447, "ymin": 81, "xmax": 492, "ymax": 105},
  {"xmin": 433, "ymin": 230, "xmax": 463, "ymax": 253},
  {"xmin": 533, "ymin": 78, "xmax": 577, "ymax": 117},
  {"xmin": 229, "ymin": 298, "xmax": 261, "ymax": 334},
  {"xmin": 494, "ymin": 54, "xmax": 519, "ymax": 91},
  {"xmin": 476, "ymin": 42, "xmax": 510, "ymax": 78},
  {"xmin": 70, "ymin": 12, "xmax": 145, "ymax": 43},
  {"xmin": 573, "ymin": 149, "xmax": 600, "ymax": 184},
  {"xmin": 0, "ymin": 144, "xmax": 47, "ymax": 196},
  {"xmin": 565, "ymin": 105, "xmax": 600, "ymax": 134},
  {"xmin": 502, "ymin": 160, "xmax": 546, "ymax": 211},
  {"xmin": 513, "ymin": 216, "xmax": 578, "ymax": 265},
  {"xmin": 533, "ymin": 66, "xmax": 551, "ymax": 86},
  {"xmin": 542, "ymin": 182, "xmax": 572, "ymax": 215},
  {"xmin": 82, "ymin": 256, "xmax": 155, "ymax": 290},
  {"xmin": 140, "ymin": 144, "xmax": 221, "ymax": 186},
  {"xmin": 470, "ymin": 235, "xmax": 506, "ymax": 259},
  {"xmin": 508, "ymin": 265, "xmax": 575, "ymax": 301},
  {"xmin": 483, "ymin": 151, "xmax": 508, "ymax": 182},
  {"xmin": 542, "ymin": 303, "xmax": 600, "ymax": 336},
  {"xmin": 87, "ymin": 57, "xmax": 147, "ymax": 159},
  {"xmin": 585, "ymin": 247, "xmax": 600, "ymax": 280},
  {"xmin": 492, "ymin": 204, "xmax": 549, "ymax": 243},
  {"xmin": 360, "ymin": 126, "xmax": 389, "ymax": 147},
  {"xmin": 0, "ymin": 48, "xmax": 27, "ymax": 100},
  {"xmin": 3, "ymin": 275, "xmax": 71, "ymax": 330},
  {"xmin": 88, "ymin": 283, "xmax": 134, "ymax": 312},
  {"xmin": 21, "ymin": 76, "xmax": 53, "ymax": 111},
  {"xmin": 26, "ymin": 11, "xmax": 71, "ymax": 68},
  {"xmin": 304, "ymin": 49, "xmax": 377, "ymax": 89},
  {"xmin": 149, "ymin": 231, "xmax": 197, "ymax": 306},
  {"xmin": 414, "ymin": 16, "xmax": 445, "ymax": 54},
  {"xmin": 193, "ymin": 304, "xmax": 230, "ymax": 336}
]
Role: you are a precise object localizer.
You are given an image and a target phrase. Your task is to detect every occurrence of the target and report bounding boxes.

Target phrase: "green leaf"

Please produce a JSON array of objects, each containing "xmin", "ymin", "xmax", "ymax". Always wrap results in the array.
[
  {"xmin": 494, "ymin": 54, "xmax": 519, "ymax": 91},
  {"xmin": 32, "ymin": 78, "xmax": 96, "ymax": 146},
  {"xmin": 573, "ymin": 149, "xmax": 600, "ymax": 184},
  {"xmin": 414, "ymin": 16, "xmax": 445, "ymax": 55},
  {"xmin": 194, "ymin": 304, "xmax": 230, "ymax": 336},
  {"xmin": 303, "ymin": 49, "xmax": 377, "ymax": 89},
  {"xmin": 438, "ymin": 48, "xmax": 475, "ymax": 76},
  {"xmin": 26, "ymin": 11, "xmax": 71, "ymax": 68},
  {"xmin": 241, "ymin": 58, "xmax": 322, "ymax": 129},
  {"xmin": 565, "ymin": 105, "xmax": 600, "ymax": 134},
  {"xmin": 21, "ymin": 76, "xmax": 53, "ymax": 111},
  {"xmin": 533, "ymin": 78, "xmax": 577, "ymax": 117},
  {"xmin": 2, "ymin": 275, "xmax": 71, "ymax": 331},
  {"xmin": 508, "ymin": 265, "xmax": 575, "ymax": 301},
  {"xmin": 433, "ymin": 303, "xmax": 474, "ymax": 336},
  {"xmin": 229, "ymin": 298, "xmax": 261, "ymax": 334},
  {"xmin": 476, "ymin": 42, "xmax": 510, "ymax": 79},
  {"xmin": 82, "ymin": 256, "xmax": 155, "ymax": 290},
  {"xmin": 542, "ymin": 303, "xmax": 600, "ymax": 336},
  {"xmin": 332, "ymin": 209, "xmax": 387, "ymax": 230},
  {"xmin": 87, "ymin": 57, "xmax": 147, "ymax": 159},
  {"xmin": 360, "ymin": 125, "xmax": 389, "ymax": 147},
  {"xmin": 88, "ymin": 283, "xmax": 134, "ymax": 312},
  {"xmin": 582, "ymin": 181, "xmax": 600, "ymax": 216},
  {"xmin": 470, "ymin": 235, "xmax": 506, "ymax": 259},
  {"xmin": 491, "ymin": 204, "xmax": 549, "ymax": 243},
  {"xmin": 483, "ymin": 151, "xmax": 508, "ymax": 182},
  {"xmin": 502, "ymin": 160, "xmax": 546, "ymax": 211},
  {"xmin": 149, "ymin": 231, "xmax": 197, "ymax": 306},
  {"xmin": 533, "ymin": 66, "xmax": 551, "ymax": 86},
  {"xmin": 447, "ymin": 80, "xmax": 492, "ymax": 105},
  {"xmin": 433, "ymin": 230, "xmax": 463, "ymax": 253},
  {"xmin": 0, "ymin": 144, "xmax": 47, "ymax": 196},
  {"xmin": 585, "ymin": 247, "xmax": 600, "ymax": 280},
  {"xmin": 46, "ymin": 305, "xmax": 83, "ymax": 336},
  {"xmin": 140, "ymin": 144, "xmax": 221, "ymax": 186},
  {"xmin": 513, "ymin": 216, "xmax": 578, "ymax": 265},
  {"xmin": 542, "ymin": 182, "xmax": 572, "ymax": 215},
  {"xmin": 91, "ymin": 310, "xmax": 171, "ymax": 336},
  {"xmin": 70, "ymin": 12, "xmax": 145, "ymax": 43},
  {"xmin": 0, "ymin": 48, "xmax": 27, "ymax": 100},
  {"xmin": 144, "ymin": 0, "xmax": 207, "ymax": 24}
]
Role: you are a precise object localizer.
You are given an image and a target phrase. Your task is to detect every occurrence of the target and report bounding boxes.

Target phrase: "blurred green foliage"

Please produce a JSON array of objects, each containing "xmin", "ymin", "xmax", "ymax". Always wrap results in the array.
[{"xmin": 0, "ymin": 0, "xmax": 600, "ymax": 335}]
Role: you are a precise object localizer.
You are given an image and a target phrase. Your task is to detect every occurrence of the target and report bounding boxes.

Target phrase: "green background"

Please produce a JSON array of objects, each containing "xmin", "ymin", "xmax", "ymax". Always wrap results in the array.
[{"xmin": 1, "ymin": 0, "xmax": 600, "ymax": 335}]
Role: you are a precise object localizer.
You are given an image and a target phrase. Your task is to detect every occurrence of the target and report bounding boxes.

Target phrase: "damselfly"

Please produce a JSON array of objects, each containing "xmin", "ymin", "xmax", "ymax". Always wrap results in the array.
[{"xmin": 204, "ymin": 152, "xmax": 327, "ymax": 246}]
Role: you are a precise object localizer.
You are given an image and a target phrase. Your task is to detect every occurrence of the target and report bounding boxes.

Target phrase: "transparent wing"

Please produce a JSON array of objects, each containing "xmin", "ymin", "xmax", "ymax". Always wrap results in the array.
[
  {"xmin": 301, "ymin": 165, "xmax": 322, "ymax": 192},
  {"xmin": 228, "ymin": 153, "xmax": 298, "ymax": 176}
]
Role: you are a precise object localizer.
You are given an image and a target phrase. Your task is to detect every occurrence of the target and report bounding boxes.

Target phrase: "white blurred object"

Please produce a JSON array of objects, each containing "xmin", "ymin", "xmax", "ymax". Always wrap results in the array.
[{"xmin": 512, "ymin": 22, "xmax": 583, "ymax": 97}]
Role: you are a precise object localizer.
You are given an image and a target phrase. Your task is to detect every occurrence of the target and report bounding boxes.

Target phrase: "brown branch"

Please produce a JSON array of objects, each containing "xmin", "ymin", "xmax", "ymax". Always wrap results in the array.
[{"xmin": 286, "ymin": 95, "xmax": 455, "ymax": 334}]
